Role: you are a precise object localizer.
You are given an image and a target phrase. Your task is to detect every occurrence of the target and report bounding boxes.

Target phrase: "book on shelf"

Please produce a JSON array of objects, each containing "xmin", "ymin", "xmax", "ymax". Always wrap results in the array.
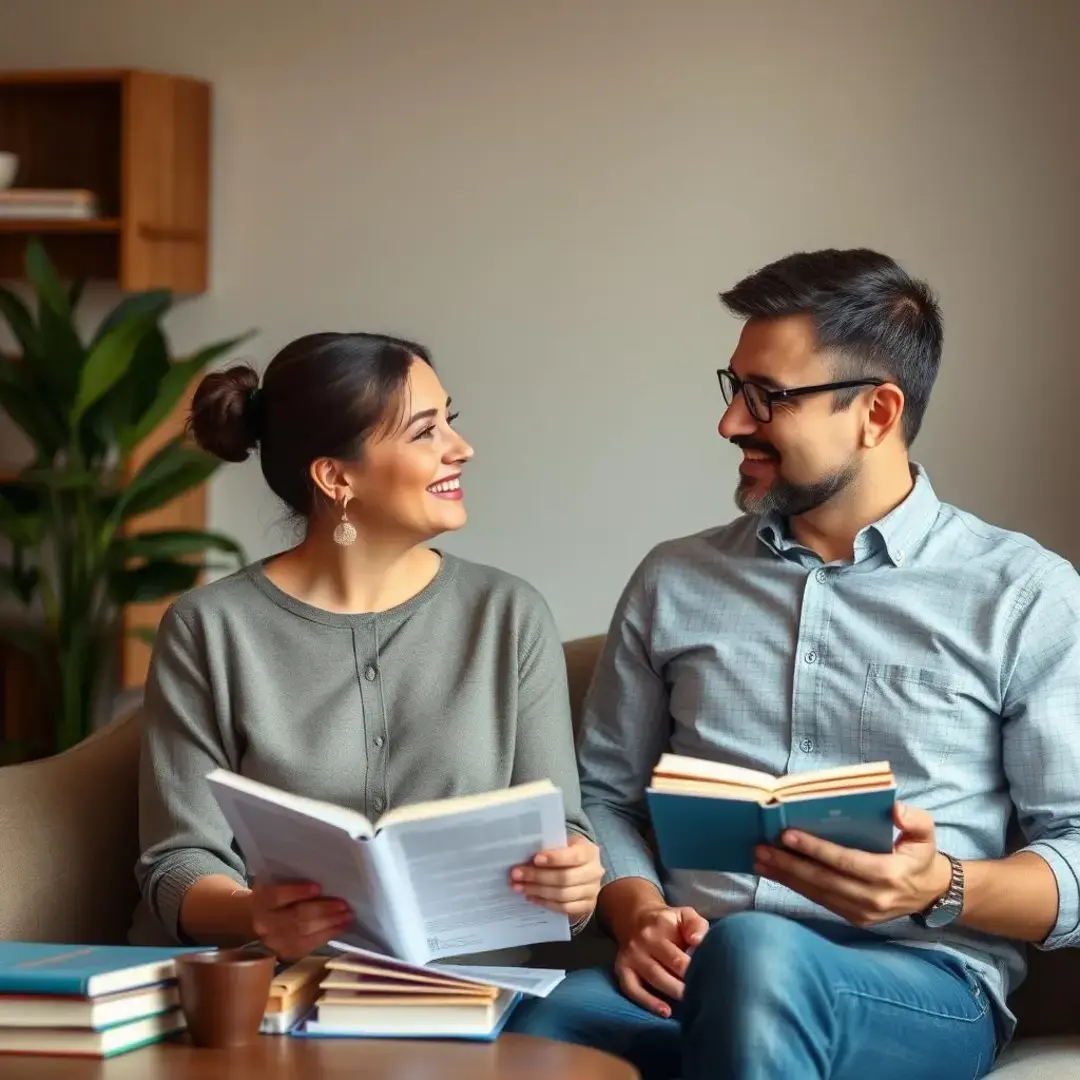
[
  {"xmin": 207, "ymin": 770, "xmax": 572, "ymax": 966},
  {"xmin": 0, "ymin": 188, "xmax": 98, "ymax": 220},
  {"xmin": 291, "ymin": 947, "xmax": 562, "ymax": 1041},
  {"xmin": 646, "ymin": 754, "xmax": 897, "ymax": 874}
]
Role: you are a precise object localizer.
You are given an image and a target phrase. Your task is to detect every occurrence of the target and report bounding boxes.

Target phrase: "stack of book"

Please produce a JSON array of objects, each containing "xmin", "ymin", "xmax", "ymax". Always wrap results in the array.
[
  {"xmin": 0, "ymin": 189, "xmax": 99, "ymax": 220},
  {"xmin": 291, "ymin": 947, "xmax": 564, "ymax": 1042},
  {"xmin": 0, "ymin": 943, "xmax": 201, "ymax": 1058},
  {"xmin": 260, "ymin": 956, "xmax": 327, "ymax": 1034}
]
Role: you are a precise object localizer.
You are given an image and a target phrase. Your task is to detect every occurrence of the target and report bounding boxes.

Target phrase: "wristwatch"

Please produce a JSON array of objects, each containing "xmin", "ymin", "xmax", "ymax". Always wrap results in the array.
[{"xmin": 911, "ymin": 853, "xmax": 964, "ymax": 929}]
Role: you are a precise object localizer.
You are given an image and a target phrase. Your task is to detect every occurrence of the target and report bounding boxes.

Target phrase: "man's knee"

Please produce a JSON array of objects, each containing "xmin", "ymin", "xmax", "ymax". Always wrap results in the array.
[{"xmin": 685, "ymin": 911, "xmax": 833, "ymax": 1023}]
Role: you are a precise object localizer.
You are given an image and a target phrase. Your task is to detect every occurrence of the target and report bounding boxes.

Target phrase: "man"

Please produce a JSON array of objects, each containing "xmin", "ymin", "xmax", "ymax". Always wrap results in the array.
[{"xmin": 507, "ymin": 249, "xmax": 1080, "ymax": 1079}]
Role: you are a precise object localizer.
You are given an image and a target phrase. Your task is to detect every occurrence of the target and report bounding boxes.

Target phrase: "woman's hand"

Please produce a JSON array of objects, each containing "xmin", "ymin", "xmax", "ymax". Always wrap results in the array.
[
  {"xmin": 249, "ymin": 879, "xmax": 354, "ymax": 962},
  {"xmin": 510, "ymin": 833, "xmax": 605, "ymax": 921}
]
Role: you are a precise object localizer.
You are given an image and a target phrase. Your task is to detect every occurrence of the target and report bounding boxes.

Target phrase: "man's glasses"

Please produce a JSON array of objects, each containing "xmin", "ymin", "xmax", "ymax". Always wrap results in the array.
[{"xmin": 717, "ymin": 369, "xmax": 885, "ymax": 424}]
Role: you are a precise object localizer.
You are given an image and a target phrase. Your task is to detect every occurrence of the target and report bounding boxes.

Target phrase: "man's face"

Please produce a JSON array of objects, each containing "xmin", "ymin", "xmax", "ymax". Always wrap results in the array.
[{"xmin": 718, "ymin": 315, "xmax": 869, "ymax": 518}]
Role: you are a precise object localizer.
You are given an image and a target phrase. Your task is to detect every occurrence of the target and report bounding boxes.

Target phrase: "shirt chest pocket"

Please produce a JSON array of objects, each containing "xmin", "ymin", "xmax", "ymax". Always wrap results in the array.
[{"xmin": 859, "ymin": 664, "xmax": 959, "ymax": 790}]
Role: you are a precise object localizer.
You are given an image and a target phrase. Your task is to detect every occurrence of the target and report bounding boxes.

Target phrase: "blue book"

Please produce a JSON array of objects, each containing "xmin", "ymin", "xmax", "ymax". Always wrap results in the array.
[
  {"xmin": 0, "ymin": 943, "xmax": 208, "ymax": 999},
  {"xmin": 646, "ymin": 755, "xmax": 896, "ymax": 874}
]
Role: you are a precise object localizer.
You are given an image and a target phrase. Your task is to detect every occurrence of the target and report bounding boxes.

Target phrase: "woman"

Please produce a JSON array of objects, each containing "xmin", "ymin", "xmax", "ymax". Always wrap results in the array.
[{"xmin": 129, "ymin": 331, "xmax": 602, "ymax": 962}]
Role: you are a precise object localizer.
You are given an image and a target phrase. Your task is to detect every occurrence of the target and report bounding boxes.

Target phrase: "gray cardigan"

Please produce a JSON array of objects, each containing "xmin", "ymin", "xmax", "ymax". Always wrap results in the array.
[{"xmin": 129, "ymin": 552, "xmax": 593, "ymax": 946}]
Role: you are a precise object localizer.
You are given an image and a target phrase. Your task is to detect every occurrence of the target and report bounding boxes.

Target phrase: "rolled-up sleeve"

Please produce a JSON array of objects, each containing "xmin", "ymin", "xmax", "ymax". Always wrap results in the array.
[{"xmin": 1001, "ymin": 558, "xmax": 1080, "ymax": 949}]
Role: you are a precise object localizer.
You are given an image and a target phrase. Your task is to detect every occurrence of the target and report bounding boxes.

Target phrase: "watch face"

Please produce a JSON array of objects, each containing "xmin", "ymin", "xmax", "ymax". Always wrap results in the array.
[{"xmin": 923, "ymin": 897, "xmax": 961, "ymax": 928}]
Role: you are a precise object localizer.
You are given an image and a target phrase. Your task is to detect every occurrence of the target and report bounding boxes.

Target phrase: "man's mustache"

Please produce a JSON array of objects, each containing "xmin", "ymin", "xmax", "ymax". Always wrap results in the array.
[{"xmin": 730, "ymin": 436, "xmax": 780, "ymax": 459}]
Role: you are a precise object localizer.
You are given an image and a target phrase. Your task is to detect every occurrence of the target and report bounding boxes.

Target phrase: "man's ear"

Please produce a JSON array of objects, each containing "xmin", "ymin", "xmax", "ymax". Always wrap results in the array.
[{"xmin": 862, "ymin": 383, "xmax": 905, "ymax": 448}]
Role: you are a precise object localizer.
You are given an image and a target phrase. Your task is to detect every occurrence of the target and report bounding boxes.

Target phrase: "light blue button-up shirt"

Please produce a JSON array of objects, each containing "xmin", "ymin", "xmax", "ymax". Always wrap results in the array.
[{"xmin": 578, "ymin": 464, "xmax": 1080, "ymax": 1042}]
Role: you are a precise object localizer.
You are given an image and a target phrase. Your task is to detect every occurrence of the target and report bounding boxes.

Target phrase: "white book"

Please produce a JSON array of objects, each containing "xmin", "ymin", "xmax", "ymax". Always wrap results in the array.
[
  {"xmin": 206, "ymin": 771, "xmax": 571, "ymax": 965},
  {"xmin": 0, "ymin": 984, "xmax": 179, "ymax": 1030},
  {"xmin": 302, "ymin": 986, "xmax": 519, "ymax": 1040},
  {"xmin": 0, "ymin": 1009, "xmax": 185, "ymax": 1058}
]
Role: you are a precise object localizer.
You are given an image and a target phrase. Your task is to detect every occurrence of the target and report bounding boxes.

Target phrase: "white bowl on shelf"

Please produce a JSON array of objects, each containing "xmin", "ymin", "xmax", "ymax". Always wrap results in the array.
[{"xmin": 0, "ymin": 152, "xmax": 18, "ymax": 189}]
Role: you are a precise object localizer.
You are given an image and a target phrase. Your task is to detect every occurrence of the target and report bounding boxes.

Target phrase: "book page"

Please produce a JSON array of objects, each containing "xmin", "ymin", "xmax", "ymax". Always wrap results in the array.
[
  {"xmin": 207, "ymin": 770, "xmax": 374, "ymax": 837},
  {"xmin": 207, "ymin": 776, "xmax": 397, "ymax": 955},
  {"xmin": 434, "ymin": 965, "xmax": 565, "ymax": 998},
  {"xmin": 324, "ymin": 944, "xmax": 565, "ymax": 998},
  {"xmin": 774, "ymin": 761, "xmax": 893, "ymax": 797},
  {"xmin": 651, "ymin": 754, "xmax": 779, "ymax": 792},
  {"xmin": 378, "ymin": 788, "xmax": 570, "ymax": 962}
]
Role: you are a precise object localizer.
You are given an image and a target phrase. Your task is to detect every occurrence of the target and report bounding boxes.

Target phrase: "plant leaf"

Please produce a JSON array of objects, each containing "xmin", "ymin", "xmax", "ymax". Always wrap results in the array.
[
  {"xmin": 16, "ymin": 465, "xmax": 101, "ymax": 490},
  {"xmin": 86, "ymin": 325, "xmax": 169, "ymax": 453},
  {"xmin": 69, "ymin": 278, "xmax": 86, "ymax": 312},
  {"xmin": 71, "ymin": 312, "xmax": 157, "ymax": 422},
  {"xmin": 0, "ymin": 564, "xmax": 40, "ymax": 605},
  {"xmin": 90, "ymin": 289, "xmax": 172, "ymax": 349},
  {"xmin": 126, "ymin": 626, "xmax": 160, "ymax": 647},
  {"xmin": 120, "ymin": 330, "xmax": 257, "ymax": 453},
  {"xmin": 0, "ymin": 285, "xmax": 39, "ymax": 357},
  {"xmin": 0, "ymin": 360, "xmax": 67, "ymax": 454},
  {"xmin": 24, "ymin": 239, "xmax": 83, "ymax": 403},
  {"xmin": 112, "ymin": 437, "xmax": 220, "ymax": 523},
  {"xmin": 0, "ymin": 482, "xmax": 45, "ymax": 546},
  {"xmin": 108, "ymin": 559, "xmax": 203, "ymax": 604},
  {"xmin": 111, "ymin": 528, "xmax": 245, "ymax": 564},
  {"xmin": 25, "ymin": 239, "xmax": 71, "ymax": 317}
]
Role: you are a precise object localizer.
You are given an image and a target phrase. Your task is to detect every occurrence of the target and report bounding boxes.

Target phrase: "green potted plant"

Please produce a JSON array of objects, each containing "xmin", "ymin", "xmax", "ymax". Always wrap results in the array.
[{"xmin": 0, "ymin": 238, "xmax": 253, "ymax": 759}]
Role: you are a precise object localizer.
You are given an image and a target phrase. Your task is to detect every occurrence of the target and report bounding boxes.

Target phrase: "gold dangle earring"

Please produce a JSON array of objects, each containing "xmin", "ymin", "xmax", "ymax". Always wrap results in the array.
[{"xmin": 333, "ymin": 494, "xmax": 357, "ymax": 547}]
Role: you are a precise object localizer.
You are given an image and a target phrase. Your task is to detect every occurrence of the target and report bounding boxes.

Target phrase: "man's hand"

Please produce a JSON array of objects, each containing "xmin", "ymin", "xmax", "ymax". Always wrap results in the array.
[
  {"xmin": 612, "ymin": 902, "xmax": 710, "ymax": 1018},
  {"xmin": 510, "ymin": 833, "xmax": 605, "ymax": 921},
  {"xmin": 250, "ymin": 879, "xmax": 354, "ymax": 962},
  {"xmin": 754, "ymin": 802, "xmax": 952, "ymax": 927}
]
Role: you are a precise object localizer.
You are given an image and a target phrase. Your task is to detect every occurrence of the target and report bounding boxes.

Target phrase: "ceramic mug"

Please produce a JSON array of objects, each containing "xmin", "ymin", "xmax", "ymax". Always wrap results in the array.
[{"xmin": 175, "ymin": 948, "xmax": 276, "ymax": 1049}]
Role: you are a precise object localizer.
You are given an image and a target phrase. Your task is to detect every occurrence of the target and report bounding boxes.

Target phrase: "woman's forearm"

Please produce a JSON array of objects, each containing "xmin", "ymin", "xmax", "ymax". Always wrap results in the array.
[{"xmin": 178, "ymin": 875, "xmax": 256, "ymax": 945}]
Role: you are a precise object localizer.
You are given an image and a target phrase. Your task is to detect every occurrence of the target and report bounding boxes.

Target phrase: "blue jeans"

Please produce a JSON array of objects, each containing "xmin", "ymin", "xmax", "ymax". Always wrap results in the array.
[{"xmin": 507, "ymin": 912, "xmax": 998, "ymax": 1080}]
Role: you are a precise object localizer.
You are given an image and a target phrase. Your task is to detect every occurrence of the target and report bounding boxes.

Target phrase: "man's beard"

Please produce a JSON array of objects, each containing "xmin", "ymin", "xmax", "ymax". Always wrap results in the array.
[{"xmin": 731, "ymin": 437, "xmax": 859, "ymax": 518}]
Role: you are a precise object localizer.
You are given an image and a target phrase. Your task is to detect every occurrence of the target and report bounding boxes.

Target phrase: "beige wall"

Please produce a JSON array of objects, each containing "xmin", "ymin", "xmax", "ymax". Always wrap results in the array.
[{"xmin": 0, "ymin": 0, "xmax": 1077, "ymax": 639}]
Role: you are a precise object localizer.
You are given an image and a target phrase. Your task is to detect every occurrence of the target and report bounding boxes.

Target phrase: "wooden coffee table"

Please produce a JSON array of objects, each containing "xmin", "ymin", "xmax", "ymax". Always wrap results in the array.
[{"xmin": 1, "ymin": 1032, "xmax": 639, "ymax": 1079}]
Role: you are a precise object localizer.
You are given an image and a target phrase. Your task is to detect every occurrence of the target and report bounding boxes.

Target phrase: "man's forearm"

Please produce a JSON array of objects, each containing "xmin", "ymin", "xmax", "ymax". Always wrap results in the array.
[
  {"xmin": 957, "ymin": 851, "xmax": 1058, "ymax": 942},
  {"xmin": 598, "ymin": 876, "xmax": 668, "ymax": 945}
]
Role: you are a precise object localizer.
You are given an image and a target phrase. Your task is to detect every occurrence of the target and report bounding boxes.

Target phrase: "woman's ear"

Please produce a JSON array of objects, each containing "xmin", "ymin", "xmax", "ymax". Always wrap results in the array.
[{"xmin": 309, "ymin": 457, "xmax": 352, "ymax": 504}]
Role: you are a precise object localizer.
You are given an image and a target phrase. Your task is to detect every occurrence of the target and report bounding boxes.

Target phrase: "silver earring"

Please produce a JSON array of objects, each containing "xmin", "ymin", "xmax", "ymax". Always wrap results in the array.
[{"xmin": 333, "ymin": 495, "xmax": 357, "ymax": 546}]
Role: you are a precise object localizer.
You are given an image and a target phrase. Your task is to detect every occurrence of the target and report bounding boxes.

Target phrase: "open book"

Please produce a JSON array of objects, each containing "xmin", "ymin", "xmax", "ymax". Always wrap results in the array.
[
  {"xmin": 646, "ymin": 754, "xmax": 896, "ymax": 874},
  {"xmin": 206, "ymin": 771, "xmax": 570, "ymax": 966}
]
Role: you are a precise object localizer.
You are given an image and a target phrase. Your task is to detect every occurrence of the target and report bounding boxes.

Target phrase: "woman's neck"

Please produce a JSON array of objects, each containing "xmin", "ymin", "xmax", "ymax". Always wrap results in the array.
[{"xmin": 262, "ymin": 531, "xmax": 442, "ymax": 615}]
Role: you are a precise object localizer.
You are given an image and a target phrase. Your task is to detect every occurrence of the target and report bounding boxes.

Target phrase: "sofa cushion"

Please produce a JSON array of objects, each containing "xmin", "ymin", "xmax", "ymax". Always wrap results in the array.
[{"xmin": 991, "ymin": 1037, "xmax": 1080, "ymax": 1077}]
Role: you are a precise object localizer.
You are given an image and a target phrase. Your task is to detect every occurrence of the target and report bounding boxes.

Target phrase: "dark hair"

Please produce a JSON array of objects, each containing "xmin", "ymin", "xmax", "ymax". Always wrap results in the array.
[
  {"xmin": 189, "ymin": 332, "xmax": 432, "ymax": 516},
  {"xmin": 719, "ymin": 248, "xmax": 943, "ymax": 444}
]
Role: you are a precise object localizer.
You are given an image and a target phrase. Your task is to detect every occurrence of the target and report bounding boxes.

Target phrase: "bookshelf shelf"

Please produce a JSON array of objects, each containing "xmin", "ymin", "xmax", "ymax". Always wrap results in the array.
[
  {"xmin": 0, "ymin": 217, "xmax": 121, "ymax": 234},
  {"xmin": 0, "ymin": 68, "xmax": 211, "ymax": 292}
]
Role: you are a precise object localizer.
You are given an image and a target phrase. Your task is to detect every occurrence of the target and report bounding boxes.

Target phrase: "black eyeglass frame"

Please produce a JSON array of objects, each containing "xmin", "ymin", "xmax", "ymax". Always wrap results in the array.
[{"xmin": 717, "ymin": 368, "xmax": 885, "ymax": 423}]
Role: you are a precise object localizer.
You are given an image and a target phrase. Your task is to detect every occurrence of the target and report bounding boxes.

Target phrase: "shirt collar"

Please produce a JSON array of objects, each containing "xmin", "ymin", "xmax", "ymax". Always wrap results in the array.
[{"xmin": 756, "ymin": 463, "xmax": 940, "ymax": 567}]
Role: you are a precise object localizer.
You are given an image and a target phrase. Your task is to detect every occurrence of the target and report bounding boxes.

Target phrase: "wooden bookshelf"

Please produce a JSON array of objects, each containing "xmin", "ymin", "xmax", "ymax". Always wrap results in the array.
[{"xmin": 0, "ymin": 68, "xmax": 211, "ymax": 292}]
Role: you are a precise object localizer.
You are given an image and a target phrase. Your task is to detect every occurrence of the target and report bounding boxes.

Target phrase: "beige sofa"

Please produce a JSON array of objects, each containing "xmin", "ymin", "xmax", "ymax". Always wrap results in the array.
[{"xmin": 0, "ymin": 635, "xmax": 1076, "ymax": 1076}]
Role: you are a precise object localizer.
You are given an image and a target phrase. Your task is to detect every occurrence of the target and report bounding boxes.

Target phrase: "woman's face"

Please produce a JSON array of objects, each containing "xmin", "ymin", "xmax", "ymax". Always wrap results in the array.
[{"xmin": 342, "ymin": 358, "xmax": 474, "ymax": 543}]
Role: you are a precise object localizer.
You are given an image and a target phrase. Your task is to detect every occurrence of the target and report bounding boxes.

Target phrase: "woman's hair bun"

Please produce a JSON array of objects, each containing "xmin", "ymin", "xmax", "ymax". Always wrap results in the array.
[{"xmin": 188, "ymin": 363, "xmax": 261, "ymax": 462}]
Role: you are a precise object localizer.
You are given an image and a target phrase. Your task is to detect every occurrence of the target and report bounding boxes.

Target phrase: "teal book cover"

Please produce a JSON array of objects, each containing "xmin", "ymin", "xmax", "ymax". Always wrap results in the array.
[
  {"xmin": 646, "ymin": 787, "xmax": 895, "ymax": 875},
  {"xmin": 0, "ymin": 943, "xmax": 207, "ymax": 997}
]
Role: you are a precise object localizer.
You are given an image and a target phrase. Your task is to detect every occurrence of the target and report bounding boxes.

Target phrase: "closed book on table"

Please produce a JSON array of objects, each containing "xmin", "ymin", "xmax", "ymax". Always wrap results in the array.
[{"xmin": 0, "ymin": 943, "xmax": 205, "ymax": 998}]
